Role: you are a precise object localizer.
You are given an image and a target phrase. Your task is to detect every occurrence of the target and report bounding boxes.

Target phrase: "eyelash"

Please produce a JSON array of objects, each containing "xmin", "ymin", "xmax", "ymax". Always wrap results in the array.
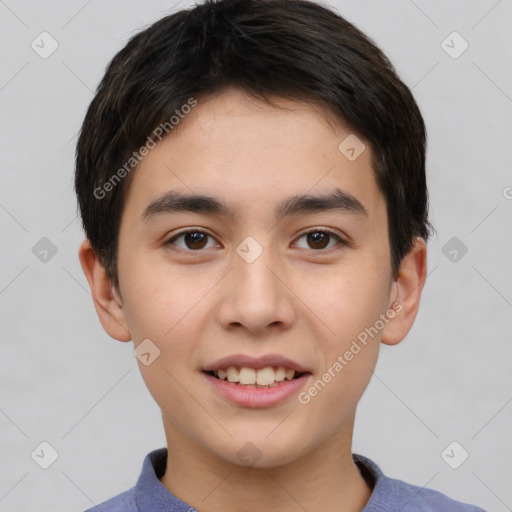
[{"xmin": 165, "ymin": 227, "xmax": 346, "ymax": 253}]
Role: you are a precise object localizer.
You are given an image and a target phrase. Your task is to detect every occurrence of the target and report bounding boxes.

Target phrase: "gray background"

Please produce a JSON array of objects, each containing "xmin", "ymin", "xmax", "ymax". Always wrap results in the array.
[{"xmin": 1, "ymin": 0, "xmax": 511, "ymax": 510}]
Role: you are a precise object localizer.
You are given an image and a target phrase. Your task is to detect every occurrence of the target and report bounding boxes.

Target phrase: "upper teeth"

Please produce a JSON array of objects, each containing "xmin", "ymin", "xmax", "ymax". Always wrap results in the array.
[{"xmin": 215, "ymin": 366, "xmax": 296, "ymax": 385}]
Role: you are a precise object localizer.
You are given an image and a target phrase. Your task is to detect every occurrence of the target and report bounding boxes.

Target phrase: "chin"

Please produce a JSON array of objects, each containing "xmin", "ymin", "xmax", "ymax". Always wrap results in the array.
[{"xmin": 207, "ymin": 429, "xmax": 313, "ymax": 469}]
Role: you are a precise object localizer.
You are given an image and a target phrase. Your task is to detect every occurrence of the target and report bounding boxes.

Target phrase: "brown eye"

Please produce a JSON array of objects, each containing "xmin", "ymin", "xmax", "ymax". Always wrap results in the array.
[
  {"xmin": 166, "ymin": 230, "xmax": 216, "ymax": 251},
  {"xmin": 306, "ymin": 231, "xmax": 330, "ymax": 249},
  {"xmin": 295, "ymin": 229, "xmax": 345, "ymax": 251}
]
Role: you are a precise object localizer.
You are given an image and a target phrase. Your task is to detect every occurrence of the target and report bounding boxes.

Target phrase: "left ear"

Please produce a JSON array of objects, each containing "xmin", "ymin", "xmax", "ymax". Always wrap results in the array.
[{"xmin": 381, "ymin": 237, "xmax": 427, "ymax": 346}]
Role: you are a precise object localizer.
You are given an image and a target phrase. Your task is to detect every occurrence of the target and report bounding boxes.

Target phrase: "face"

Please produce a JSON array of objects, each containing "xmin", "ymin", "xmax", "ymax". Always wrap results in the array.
[{"xmin": 95, "ymin": 88, "xmax": 404, "ymax": 467}]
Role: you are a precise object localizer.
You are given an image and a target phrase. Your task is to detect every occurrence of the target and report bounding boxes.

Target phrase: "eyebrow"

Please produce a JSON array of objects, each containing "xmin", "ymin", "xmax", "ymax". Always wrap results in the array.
[{"xmin": 142, "ymin": 187, "xmax": 368, "ymax": 221}]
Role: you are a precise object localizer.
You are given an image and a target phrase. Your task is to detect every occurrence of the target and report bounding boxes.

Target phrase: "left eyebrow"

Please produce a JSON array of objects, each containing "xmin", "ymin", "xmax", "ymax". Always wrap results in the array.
[
  {"xmin": 141, "ymin": 187, "xmax": 368, "ymax": 221},
  {"xmin": 276, "ymin": 188, "xmax": 368, "ymax": 219}
]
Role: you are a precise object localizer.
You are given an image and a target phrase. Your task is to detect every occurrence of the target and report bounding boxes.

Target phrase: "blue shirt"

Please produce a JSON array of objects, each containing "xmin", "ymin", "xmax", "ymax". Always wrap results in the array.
[{"xmin": 85, "ymin": 448, "xmax": 486, "ymax": 511}]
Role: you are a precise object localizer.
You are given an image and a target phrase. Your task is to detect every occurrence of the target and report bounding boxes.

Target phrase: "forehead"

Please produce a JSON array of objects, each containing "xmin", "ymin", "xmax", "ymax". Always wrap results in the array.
[{"xmin": 123, "ymin": 88, "xmax": 384, "ymax": 226}]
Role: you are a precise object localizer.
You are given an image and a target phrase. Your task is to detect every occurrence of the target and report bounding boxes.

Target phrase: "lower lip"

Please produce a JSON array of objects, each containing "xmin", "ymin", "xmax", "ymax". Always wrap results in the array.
[{"xmin": 202, "ymin": 372, "xmax": 311, "ymax": 408}]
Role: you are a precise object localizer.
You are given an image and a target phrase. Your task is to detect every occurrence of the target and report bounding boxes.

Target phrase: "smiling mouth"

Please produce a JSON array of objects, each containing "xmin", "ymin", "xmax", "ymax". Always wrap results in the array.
[{"xmin": 203, "ymin": 366, "xmax": 309, "ymax": 388}]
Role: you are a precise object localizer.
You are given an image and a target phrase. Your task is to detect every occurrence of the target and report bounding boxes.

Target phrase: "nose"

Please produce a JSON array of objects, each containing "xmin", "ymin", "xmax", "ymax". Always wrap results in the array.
[{"xmin": 215, "ymin": 243, "xmax": 296, "ymax": 335}]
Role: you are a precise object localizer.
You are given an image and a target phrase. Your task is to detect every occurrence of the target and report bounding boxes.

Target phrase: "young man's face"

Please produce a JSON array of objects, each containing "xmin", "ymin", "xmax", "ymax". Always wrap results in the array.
[{"xmin": 82, "ymin": 88, "xmax": 425, "ymax": 468}]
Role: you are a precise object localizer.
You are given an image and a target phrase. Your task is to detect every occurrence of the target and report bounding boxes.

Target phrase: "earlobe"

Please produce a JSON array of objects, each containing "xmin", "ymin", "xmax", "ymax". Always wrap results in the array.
[
  {"xmin": 78, "ymin": 239, "xmax": 132, "ymax": 342},
  {"xmin": 381, "ymin": 237, "xmax": 427, "ymax": 346}
]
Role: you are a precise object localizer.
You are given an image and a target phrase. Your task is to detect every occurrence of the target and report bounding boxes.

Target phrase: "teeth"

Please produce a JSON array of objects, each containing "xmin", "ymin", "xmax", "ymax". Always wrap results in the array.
[
  {"xmin": 256, "ymin": 367, "xmax": 275, "ymax": 385},
  {"xmin": 285, "ymin": 368, "xmax": 295, "ymax": 380},
  {"xmin": 226, "ymin": 366, "xmax": 239, "ymax": 383},
  {"xmin": 238, "ymin": 367, "xmax": 256, "ymax": 385},
  {"xmin": 214, "ymin": 366, "xmax": 299, "ymax": 386},
  {"xmin": 274, "ymin": 367, "xmax": 286, "ymax": 382}
]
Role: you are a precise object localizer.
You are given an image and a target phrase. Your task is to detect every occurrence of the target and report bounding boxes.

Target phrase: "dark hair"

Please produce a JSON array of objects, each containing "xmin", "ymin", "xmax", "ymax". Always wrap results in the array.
[{"xmin": 75, "ymin": 0, "xmax": 435, "ymax": 292}]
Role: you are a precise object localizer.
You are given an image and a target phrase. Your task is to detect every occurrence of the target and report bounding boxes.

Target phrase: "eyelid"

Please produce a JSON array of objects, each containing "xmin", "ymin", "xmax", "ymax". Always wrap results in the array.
[
  {"xmin": 293, "ymin": 227, "xmax": 347, "ymax": 250},
  {"xmin": 165, "ymin": 227, "xmax": 219, "ymax": 249},
  {"xmin": 165, "ymin": 227, "xmax": 347, "ymax": 251},
  {"xmin": 297, "ymin": 226, "xmax": 344, "ymax": 239}
]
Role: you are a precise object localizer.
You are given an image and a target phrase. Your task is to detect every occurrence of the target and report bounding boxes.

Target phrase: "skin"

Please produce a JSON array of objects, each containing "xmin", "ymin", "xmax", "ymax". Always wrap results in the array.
[{"xmin": 80, "ymin": 87, "xmax": 427, "ymax": 512}]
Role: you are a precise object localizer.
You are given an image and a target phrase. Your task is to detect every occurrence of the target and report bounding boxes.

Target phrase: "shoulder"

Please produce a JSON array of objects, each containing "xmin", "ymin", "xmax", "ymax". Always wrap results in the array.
[
  {"xmin": 82, "ymin": 448, "xmax": 168, "ymax": 512},
  {"xmin": 353, "ymin": 454, "xmax": 487, "ymax": 512},
  {"xmin": 83, "ymin": 487, "xmax": 137, "ymax": 512},
  {"xmin": 378, "ymin": 476, "xmax": 486, "ymax": 511}
]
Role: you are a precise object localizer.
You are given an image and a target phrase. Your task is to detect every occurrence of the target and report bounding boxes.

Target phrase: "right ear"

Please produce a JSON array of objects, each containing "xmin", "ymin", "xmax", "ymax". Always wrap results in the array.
[{"xmin": 78, "ymin": 239, "xmax": 131, "ymax": 342}]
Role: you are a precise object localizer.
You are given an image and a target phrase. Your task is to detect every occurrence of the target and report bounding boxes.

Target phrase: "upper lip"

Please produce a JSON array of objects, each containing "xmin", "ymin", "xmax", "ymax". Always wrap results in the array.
[{"xmin": 202, "ymin": 354, "xmax": 311, "ymax": 373}]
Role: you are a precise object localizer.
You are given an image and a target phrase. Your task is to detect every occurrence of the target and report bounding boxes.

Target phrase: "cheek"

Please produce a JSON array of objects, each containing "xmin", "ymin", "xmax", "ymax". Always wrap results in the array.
[
  {"xmin": 296, "ymin": 275, "xmax": 384, "ymax": 422},
  {"xmin": 120, "ymin": 263, "xmax": 215, "ymax": 392},
  {"xmin": 122, "ymin": 273, "xmax": 207, "ymax": 417},
  {"xmin": 120, "ymin": 253, "xmax": 205, "ymax": 341},
  {"xmin": 298, "ymin": 262, "xmax": 388, "ymax": 343},
  {"xmin": 297, "ymin": 262, "xmax": 387, "ymax": 400}
]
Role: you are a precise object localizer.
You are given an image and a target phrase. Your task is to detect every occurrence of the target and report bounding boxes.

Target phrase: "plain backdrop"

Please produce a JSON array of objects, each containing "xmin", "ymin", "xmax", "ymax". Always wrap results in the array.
[{"xmin": 0, "ymin": 0, "xmax": 511, "ymax": 510}]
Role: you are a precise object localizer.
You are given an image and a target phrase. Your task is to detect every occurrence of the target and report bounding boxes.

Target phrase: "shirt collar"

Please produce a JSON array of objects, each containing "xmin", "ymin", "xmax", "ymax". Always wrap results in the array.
[{"xmin": 134, "ymin": 448, "xmax": 384, "ymax": 511}]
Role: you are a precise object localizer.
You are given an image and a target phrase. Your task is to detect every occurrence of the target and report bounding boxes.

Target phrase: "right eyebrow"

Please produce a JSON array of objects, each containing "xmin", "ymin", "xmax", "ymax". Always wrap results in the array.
[
  {"xmin": 141, "ymin": 187, "xmax": 368, "ymax": 221},
  {"xmin": 142, "ymin": 191, "xmax": 234, "ymax": 220}
]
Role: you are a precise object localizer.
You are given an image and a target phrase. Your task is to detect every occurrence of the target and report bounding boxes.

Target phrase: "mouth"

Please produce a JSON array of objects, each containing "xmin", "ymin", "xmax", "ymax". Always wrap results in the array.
[
  {"xmin": 202, "ymin": 355, "xmax": 312, "ymax": 407},
  {"xmin": 203, "ymin": 366, "xmax": 309, "ymax": 388}
]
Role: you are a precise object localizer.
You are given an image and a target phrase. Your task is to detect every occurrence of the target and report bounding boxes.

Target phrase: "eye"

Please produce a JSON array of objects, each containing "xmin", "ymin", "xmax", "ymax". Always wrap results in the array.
[
  {"xmin": 165, "ymin": 228, "xmax": 346, "ymax": 252},
  {"xmin": 165, "ymin": 229, "xmax": 218, "ymax": 251},
  {"xmin": 293, "ymin": 228, "xmax": 346, "ymax": 251}
]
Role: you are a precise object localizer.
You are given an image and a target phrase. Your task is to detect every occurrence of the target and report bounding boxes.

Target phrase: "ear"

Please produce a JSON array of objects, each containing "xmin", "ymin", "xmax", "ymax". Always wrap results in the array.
[
  {"xmin": 381, "ymin": 237, "xmax": 427, "ymax": 346},
  {"xmin": 78, "ymin": 239, "xmax": 131, "ymax": 342}
]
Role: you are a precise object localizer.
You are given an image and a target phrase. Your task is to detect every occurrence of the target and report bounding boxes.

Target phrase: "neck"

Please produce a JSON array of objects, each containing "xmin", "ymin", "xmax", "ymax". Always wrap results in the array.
[{"xmin": 160, "ymin": 416, "xmax": 372, "ymax": 512}]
